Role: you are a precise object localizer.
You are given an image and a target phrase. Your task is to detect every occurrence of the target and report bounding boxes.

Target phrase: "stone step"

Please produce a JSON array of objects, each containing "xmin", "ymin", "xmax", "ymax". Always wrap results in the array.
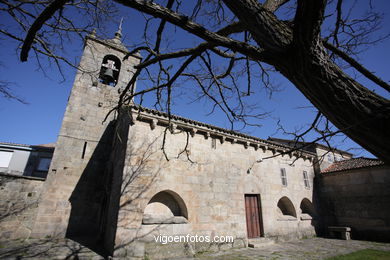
[{"xmin": 248, "ymin": 237, "xmax": 275, "ymax": 248}]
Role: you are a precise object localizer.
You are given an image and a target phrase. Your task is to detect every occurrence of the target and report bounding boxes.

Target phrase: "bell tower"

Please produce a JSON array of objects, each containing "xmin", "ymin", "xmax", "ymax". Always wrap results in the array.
[{"xmin": 32, "ymin": 26, "xmax": 141, "ymax": 252}]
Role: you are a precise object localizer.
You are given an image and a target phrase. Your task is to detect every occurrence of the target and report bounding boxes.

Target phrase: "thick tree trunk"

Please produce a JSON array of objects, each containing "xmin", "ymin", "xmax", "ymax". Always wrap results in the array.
[
  {"xmin": 223, "ymin": 0, "xmax": 390, "ymax": 164},
  {"xmin": 277, "ymin": 44, "xmax": 390, "ymax": 163}
]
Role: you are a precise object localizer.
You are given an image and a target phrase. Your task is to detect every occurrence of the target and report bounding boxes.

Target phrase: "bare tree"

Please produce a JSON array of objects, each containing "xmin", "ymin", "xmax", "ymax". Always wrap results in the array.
[
  {"xmin": 2, "ymin": 0, "xmax": 389, "ymax": 163},
  {"xmin": 0, "ymin": 0, "xmax": 118, "ymax": 79},
  {"xmin": 0, "ymin": 80, "xmax": 27, "ymax": 104}
]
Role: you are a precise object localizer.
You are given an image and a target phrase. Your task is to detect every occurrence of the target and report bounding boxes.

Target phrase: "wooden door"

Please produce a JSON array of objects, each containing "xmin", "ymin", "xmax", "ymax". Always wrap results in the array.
[{"xmin": 245, "ymin": 194, "xmax": 262, "ymax": 238}]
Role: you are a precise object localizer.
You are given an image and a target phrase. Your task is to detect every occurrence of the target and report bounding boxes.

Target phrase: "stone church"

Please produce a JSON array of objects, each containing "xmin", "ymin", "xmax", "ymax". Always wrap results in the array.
[
  {"xmin": 31, "ymin": 28, "xmax": 319, "ymax": 257},
  {"xmin": 2, "ymin": 28, "xmax": 389, "ymax": 259}
]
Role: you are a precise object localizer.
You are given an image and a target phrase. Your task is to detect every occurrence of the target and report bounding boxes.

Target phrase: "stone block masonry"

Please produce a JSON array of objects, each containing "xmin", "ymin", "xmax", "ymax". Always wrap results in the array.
[
  {"xmin": 0, "ymin": 173, "xmax": 45, "ymax": 240},
  {"xmin": 110, "ymin": 108, "xmax": 317, "ymax": 258},
  {"xmin": 320, "ymin": 165, "xmax": 390, "ymax": 242},
  {"xmin": 0, "ymin": 31, "xmax": 320, "ymax": 259}
]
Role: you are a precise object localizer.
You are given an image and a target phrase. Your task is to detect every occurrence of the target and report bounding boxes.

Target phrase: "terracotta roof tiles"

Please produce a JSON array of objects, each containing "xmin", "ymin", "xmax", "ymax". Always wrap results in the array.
[{"xmin": 322, "ymin": 157, "xmax": 385, "ymax": 174}]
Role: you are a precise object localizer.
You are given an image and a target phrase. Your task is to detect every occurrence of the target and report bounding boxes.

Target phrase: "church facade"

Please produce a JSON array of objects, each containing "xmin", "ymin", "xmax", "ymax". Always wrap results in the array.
[
  {"xmin": 1, "ymin": 26, "xmax": 389, "ymax": 259},
  {"xmin": 24, "ymin": 31, "xmax": 319, "ymax": 258}
]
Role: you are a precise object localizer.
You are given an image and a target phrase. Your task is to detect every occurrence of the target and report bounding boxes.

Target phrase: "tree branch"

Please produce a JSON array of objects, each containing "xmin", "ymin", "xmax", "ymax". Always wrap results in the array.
[
  {"xmin": 114, "ymin": 0, "xmax": 268, "ymax": 62},
  {"xmin": 222, "ymin": 0, "xmax": 292, "ymax": 52},
  {"xmin": 333, "ymin": 0, "xmax": 343, "ymax": 47},
  {"xmin": 20, "ymin": 0, "xmax": 68, "ymax": 61},
  {"xmin": 293, "ymin": 0, "xmax": 326, "ymax": 48},
  {"xmin": 323, "ymin": 40, "xmax": 390, "ymax": 92},
  {"xmin": 263, "ymin": 0, "xmax": 291, "ymax": 13},
  {"xmin": 216, "ymin": 21, "xmax": 245, "ymax": 36}
]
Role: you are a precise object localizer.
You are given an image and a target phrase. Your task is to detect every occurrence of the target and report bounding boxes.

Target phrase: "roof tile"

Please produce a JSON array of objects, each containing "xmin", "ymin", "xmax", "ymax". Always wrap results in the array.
[{"xmin": 322, "ymin": 157, "xmax": 384, "ymax": 173}]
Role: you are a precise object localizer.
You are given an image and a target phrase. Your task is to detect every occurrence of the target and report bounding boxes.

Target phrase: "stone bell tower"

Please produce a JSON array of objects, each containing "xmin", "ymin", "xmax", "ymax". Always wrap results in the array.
[{"xmin": 32, "ymin": 26, "xmax": 141, "ymax": 253}]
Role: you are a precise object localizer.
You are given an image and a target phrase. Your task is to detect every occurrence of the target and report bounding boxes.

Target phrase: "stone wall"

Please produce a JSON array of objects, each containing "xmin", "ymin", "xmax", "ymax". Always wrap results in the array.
[
  {"xmin": 0, "ymin": 173, "xmax": 45, "ymax": 240},
  {"xmin": 320, "ymin": 165, "xmax": 390, "ymax": 241},
  {"xmin": 30, "ymin": 35, "xmax": 140, "ymax": 249},
  {"xmin": 112, "ymin": 110, "xmax": 318, "ymax": 258},
  {"xmin": 23, "ymin": 32, "xmax": 317, "ymax": 258}
]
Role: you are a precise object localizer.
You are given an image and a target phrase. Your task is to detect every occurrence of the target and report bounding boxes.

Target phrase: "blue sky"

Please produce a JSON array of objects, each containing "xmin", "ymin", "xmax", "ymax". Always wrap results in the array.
[{"xmin": 0, "ymin": 1, "xmax": 389, "ymax": 158}]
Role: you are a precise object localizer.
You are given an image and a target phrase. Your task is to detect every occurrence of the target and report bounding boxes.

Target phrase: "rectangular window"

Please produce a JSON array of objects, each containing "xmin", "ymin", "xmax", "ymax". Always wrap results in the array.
[
  {"xmin": 37, "ymin": 157, "xmax": 51, "ymax": 171},
  {"xmin": 81, "ymin": 141, "xmax": 87, "ymax": 159},
  {"xmin": 0, "ymin": 151, "xmax": 13, "ymax": 168},
  {"xmin": 211, "ymin": 138, "xmax": 217, "ymax": 149},
  {"xmin": 303, "ymin": 171, "xmax": 310, "ymax": 189},
  {"xmin": 280, "ymin": 168, "xmax": 287, "ymax": 186}
]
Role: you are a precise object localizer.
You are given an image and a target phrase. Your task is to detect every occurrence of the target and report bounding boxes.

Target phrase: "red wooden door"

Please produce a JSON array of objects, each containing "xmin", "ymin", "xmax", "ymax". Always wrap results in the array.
[{"xmin": 245, "ymin": 195, "xmax": 262, "ymax": 238}]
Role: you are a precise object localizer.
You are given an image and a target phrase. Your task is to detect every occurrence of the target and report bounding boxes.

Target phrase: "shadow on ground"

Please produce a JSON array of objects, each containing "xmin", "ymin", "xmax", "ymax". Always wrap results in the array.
[
  {"xmin": 2, "ymin": 237, "xmax": 390, "ymax": 260},
  {"xmin": 0, "ymin": 237, "xmax": 102, "ymax": 260}
]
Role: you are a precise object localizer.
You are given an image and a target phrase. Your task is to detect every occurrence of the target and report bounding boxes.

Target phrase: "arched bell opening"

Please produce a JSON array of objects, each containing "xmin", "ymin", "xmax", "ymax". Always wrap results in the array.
[{"xmin": 99, "ymin": 55, "xmax": 121, "ymax": 86}]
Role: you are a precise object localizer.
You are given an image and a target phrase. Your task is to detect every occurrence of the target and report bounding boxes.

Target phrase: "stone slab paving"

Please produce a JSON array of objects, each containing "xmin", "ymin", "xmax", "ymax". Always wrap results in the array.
[
  {"xmin": 0, "ymin": 238, "xmax": 102, "ymax": 260},
  {"xmin": 1, "ymin": 237, "xmax": 390, "ymax": 259},
  {"xmin": 191, "ymin": 238, "xmax": 390, "ymax": 260}
]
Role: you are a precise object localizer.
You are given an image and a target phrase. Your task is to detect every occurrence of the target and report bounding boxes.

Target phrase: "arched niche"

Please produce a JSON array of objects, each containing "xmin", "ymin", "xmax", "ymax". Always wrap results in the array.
[
  {"xmin": 300, "ymin": 198, "xmax": 316, "ymax": 219},
  {"xmin": 277, "ymin": 196, "xmax": 297, "ymax": 218},
  {"xmin": 142, "ymin": 190, "xmax": 188, "ymax": 225},
  {"xmin": 98, "ymin": 54, "xmax": 121, "ymax": 86}
]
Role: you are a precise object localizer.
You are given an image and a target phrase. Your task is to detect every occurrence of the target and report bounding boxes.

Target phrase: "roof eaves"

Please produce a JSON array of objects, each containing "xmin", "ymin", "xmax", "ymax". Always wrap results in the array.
[
  {"xmin": 0, "ymin": 142, "xmax": 32, "ymax": 150},
  {"xmin": 130, "ymin": 105, "xmax": 317, "ymax": 159},
  {"xmin": 269, "ymin": 137, "xmax": 353, "ymax": 156}
]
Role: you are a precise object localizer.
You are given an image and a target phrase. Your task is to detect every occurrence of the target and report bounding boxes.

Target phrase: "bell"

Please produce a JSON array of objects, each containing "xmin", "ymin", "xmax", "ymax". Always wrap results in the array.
[{"xmin": 101, "ymin": 68, "xmax": 115, "ymax": 84}]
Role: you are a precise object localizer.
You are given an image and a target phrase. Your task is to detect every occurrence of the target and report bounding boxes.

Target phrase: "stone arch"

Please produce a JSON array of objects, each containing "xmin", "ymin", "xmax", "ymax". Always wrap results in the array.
[
  {"xmin": 277, "ymin": 196, "xmax": 297, "ymax": 218},
  {"xmin": 98, "ymin": 54, "xmax": 121, "ymax": 86},
  {"xmin": 300, "ymin": 198, "xmax": 316, "ymax": 217},
  {"xmin": 142, "ymin": 190, "xmax": 188, "ymax": 224}
]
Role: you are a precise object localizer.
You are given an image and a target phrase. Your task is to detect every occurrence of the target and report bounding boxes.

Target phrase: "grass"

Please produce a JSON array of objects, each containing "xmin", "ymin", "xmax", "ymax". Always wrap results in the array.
[{"xmin": 326, "ymin": 249, "xmax": 390, "ymax": 260}]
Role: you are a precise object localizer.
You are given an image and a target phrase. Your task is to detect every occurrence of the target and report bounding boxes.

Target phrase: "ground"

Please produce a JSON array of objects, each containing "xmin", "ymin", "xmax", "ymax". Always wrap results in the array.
[
  {"xmin": 192, "ymin": 238, "xmax": 390, "ymax": 260},
  {"xmin": 0, "ymin": 237, "xmax": 389, "ymax": 259}
]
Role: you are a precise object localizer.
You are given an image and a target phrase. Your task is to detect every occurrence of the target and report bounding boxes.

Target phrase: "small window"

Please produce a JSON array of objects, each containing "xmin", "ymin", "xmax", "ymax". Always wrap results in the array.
[
  {"xmin": 327, "ymin": 154, "xmax": 333, "ymax": 162},
  {"xmin": 0, "ymin": 151, "xmax": 13, "ymax": 168},
  {"xmin": 81, "ymin": 142, "xmax": 87, "ymax": 159},
  {"xmin": 37, "ymin": 158, "xmax": 51, "ymax": 171},
  {"xmin": 280, "ymin": 168, "xmax": 287, "ymax": 186},
  {"xmin": 211, "ymin": 138, "xmax": 216, "ymax": 149},
  {"xmin": 303, "ymin": 171, "xmax": 310, "ymax": 189}
]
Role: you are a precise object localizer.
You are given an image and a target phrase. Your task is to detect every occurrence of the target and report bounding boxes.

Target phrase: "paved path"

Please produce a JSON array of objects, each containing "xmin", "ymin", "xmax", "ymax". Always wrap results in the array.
[
  {"xmin": 1, "ymin": 237, "xmax": 389, "ymax": 259},
  {"xmin": 0, "ymin": 238, "xmax": 101, "ymax": 260},
  {"xmin": 193, "ymin": 238, "xmax": 390, "ymax": 260}
]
